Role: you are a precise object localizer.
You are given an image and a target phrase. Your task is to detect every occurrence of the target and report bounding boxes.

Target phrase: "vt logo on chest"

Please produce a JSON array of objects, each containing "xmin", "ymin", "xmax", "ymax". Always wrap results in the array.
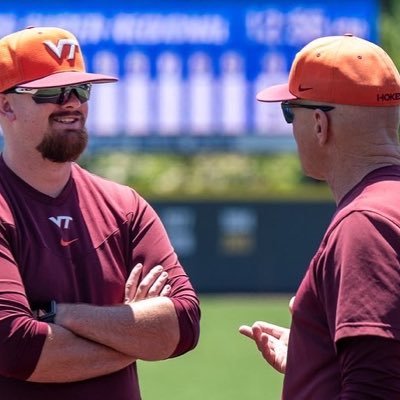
[
  {"xmin": 49, "ymin": 216, "xmax": 78, "ymax": 247},
  {"xmin": 49, "ymin": 216, "xmax": 73, "ymax": 229}
]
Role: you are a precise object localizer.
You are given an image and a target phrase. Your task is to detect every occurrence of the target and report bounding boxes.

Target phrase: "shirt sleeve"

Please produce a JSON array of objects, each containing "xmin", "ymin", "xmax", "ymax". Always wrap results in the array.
[
  {"xmin": 322, "ymin": 211, "xmax": 400, "ymax": 343},
  {"xmin": 128, "ymin": 193, "xmax": 200, "ymax": 357},
  {"xmin": 338, "ymin": 335, "xmax": 400, "ymax": 399},
  {"xmin": 0, "ymin": 226, "xmax": 48, "ymax": 380}
]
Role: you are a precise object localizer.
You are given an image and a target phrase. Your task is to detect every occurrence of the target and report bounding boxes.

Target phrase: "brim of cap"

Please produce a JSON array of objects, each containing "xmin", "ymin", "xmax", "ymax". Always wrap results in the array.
[
  {"xmin": 256, "ymin": 83, "xmax": 297, "ymax": 102},
  {"xmin": 17, "ymin": 71, "xmax": 118, "ymax": 88}
]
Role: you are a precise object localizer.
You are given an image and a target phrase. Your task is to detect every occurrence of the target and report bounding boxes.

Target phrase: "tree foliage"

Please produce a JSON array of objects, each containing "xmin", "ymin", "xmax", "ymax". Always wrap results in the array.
[
  {"xmin": 380, "ymin": 0, "xmax": 400, "ymax": 67},
  {"xmin": 81, "ymin": 151, "xmax": 332, "ymax": 200}
]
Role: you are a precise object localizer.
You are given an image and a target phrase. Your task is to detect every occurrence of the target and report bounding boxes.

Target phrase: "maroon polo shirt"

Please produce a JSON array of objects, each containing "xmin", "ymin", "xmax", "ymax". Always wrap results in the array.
[
  {"xmin": 0, "ymin": 156, "xmax": 200, "ymax": 400},
  {"xmin": 283, "ymin": 166, "xmax": 400, "ymax": 399}
]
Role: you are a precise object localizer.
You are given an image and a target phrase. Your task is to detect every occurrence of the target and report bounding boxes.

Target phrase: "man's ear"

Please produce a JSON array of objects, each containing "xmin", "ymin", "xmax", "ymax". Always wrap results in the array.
[
  {"xmin": 0, "ymin": 94, "xmax": 16, "ymax": 121},
  {"xmin": 313, "ymin": 109, "xmax": 329, "ymax": 146}
]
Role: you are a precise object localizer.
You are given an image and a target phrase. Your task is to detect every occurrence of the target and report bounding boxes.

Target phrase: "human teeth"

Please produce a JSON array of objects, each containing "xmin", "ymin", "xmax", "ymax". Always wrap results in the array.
[{"xmin": 55, "ymin": 117, "xmax": 75, "ymax": 123}]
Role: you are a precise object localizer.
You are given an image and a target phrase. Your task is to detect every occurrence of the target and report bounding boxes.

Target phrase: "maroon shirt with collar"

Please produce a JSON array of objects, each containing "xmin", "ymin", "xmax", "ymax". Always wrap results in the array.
[
  {"xmin": 0, "ymin": 156, "xmax": 200, "ymax": 400},
  {"xmin": 283, "ymin": 166, "xmax": 400, "ymax": 399}
]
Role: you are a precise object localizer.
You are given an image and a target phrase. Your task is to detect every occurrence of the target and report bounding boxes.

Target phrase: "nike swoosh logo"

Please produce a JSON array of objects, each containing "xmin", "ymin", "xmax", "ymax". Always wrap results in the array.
[
  {"xmin": 298, "ymin": 85, "xmax": 313, "ymax": 92},
  {"xmin": 60, "ymin": 238, "xmax": 78, "ymax": 247}
]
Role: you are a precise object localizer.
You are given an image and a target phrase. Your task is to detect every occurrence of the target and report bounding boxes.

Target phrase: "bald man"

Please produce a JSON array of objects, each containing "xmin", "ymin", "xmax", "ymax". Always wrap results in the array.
[{"xmin": 240, "ymin": 35, "xmax": 400, "ymax": 399}]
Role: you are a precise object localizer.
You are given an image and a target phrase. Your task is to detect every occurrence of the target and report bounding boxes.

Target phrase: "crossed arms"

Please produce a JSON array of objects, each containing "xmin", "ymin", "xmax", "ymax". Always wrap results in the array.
[
  {"xmin": 0, "ymin": 260, "xmax": 199, "ymax": 384},
  {"xmin": 28, "ymin": 263, "xmax": 192, "ymax": 383}
]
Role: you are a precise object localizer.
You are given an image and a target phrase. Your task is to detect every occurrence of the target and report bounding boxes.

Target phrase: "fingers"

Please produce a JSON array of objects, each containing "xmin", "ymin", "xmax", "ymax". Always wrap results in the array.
[
  {"xmin": 252, "ymin": 321, "xmax": 289, "ymax": 340},
  {"xmin": 253, "ymin": 325, "xmax": 273, "ymax": 355},
  {"xmin": 249, "ymin": 325, "xmax": 277, "ymax": 367},
  {"xmin": 239, "ymin": 325, "xmax": 275, "ymax": 366},
  {"xmin": 125, "ymin": 264, "xmax": 170, "ymax": 303},
  {"xmin": 252, "ymin": 324, "xmax": 287, "ymax": 373},
  {"xmin": 160, "ymin": 284, "xmax": 172, "ymax": 297},
  {"xmin": 135, "ymin": 265, "xmax": 168, "ymax": 301},
  {"xmin": 239, "ymin": 322, "xmax": 287, "ymax": 341},
  {"xmin": 239, "ymin": 321, "xmax": 289, "ymax": 373},
  {"xmin": 238, "ymin": 325, "xmax": 254, "ymax": 339},
  {"xmin": 252, "ymin": 325, "xmax": 268, "ymax": 352},
  {"xmin": 125, "ymin": 263, "xmax": 143, "ymax": 303},
  {"xmin": 258, "ymin": 333, "xmax": 272, "ymax": 361}
]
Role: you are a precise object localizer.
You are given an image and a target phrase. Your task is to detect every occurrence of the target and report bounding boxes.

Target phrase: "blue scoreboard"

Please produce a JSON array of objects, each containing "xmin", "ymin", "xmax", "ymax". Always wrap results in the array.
[{"xmin": 0, "ymin": 1, "xmax": 378, "ymax": 150}]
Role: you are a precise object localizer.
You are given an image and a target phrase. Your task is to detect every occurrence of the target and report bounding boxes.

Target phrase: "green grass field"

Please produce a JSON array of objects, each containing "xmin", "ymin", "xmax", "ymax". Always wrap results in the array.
[{"xmin": 139, "ymin": 294, "xmax": 292, "ymax": 400}]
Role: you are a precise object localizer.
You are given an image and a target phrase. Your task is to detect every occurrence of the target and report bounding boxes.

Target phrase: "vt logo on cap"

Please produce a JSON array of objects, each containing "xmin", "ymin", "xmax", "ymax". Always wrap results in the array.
[
  {"xmin": 44, "ymin": 39, "xmax": 79, "ymax": 60},
  {"xmin": 0, "ymin": 26, "xmax": 117, "ymax": 92}
]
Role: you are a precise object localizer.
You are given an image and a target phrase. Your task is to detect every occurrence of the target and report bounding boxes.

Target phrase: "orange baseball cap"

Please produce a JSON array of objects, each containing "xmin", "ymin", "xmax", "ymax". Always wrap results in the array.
[
  {"xmin": 0, "ymin": 26, "xmax": 117, "ymax": 92},
  {"xmin": 257, "ymin": 34, "xmax": 400, "ymax": 106}
]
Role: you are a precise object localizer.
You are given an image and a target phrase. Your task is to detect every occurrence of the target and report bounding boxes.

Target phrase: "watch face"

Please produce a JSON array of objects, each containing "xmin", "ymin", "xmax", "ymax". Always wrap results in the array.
[
  {"xmin": 33, "ymin": 300, "xmax": 56, "ymax": 323},
  {"xmin": 38, "ymin": 312, "xmax": 56, "ymax": 323}
]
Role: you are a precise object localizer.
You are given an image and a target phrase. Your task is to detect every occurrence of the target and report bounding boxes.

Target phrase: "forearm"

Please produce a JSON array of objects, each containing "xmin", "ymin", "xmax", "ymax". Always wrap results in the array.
[
  {"xmin": 28, "ymin": 323, "xmax": 135, "ymax": 383},
  {"xmin": 56, "ymin": 297, "xmax": 180, "ymax": 360}
]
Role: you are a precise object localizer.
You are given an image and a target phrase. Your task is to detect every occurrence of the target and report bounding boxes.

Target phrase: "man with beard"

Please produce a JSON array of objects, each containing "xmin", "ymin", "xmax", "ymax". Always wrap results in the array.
[{"xmin": 0, "ymin": 27, "xmax": 200, "ymax": 400}]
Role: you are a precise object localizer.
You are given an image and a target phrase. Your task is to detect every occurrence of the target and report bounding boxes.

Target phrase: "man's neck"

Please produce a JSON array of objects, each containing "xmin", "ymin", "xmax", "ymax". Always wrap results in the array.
[
  {"xmin": 327, "ymin": 158, "xmax": 400, "ymax": 205},
  {"xmin": 2, "ymin": 151, "xmax": 72, "ymax": 198}
]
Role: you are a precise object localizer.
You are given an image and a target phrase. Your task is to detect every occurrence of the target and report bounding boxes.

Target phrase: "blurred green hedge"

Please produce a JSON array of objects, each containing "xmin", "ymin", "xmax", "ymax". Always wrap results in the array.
[{"xmin": 80, "ymin": 152, "xmax": 332, "ymax": 201}]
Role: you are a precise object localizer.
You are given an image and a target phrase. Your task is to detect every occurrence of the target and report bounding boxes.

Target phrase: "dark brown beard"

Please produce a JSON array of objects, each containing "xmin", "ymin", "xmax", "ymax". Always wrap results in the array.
[{"xmin": 36, "ymin": 127, "xmax": 88, "ymax": 163}]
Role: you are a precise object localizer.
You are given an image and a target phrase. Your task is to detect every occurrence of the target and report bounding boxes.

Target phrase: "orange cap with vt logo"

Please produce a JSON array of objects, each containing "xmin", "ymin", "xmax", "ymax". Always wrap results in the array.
[
  {"xmin": 0, "ymin": 26, "xmax": 117, "ymax": 92},
  {"xmin": 257, "ymin": 34, "xmax": 400, "ymax": 106}
]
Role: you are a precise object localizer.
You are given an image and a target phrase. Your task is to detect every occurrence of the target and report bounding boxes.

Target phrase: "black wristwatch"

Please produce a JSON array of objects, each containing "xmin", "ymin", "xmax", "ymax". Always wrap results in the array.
[{"xmin": 34, "ymin": 300, "xmax": 57, "ymax": 323}]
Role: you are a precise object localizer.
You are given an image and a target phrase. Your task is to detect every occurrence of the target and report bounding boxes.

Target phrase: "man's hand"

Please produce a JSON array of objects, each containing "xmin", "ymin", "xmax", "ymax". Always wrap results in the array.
[
  {"xmin": 239, "ymin": 296, "xmax": 294, "ymax": 374},
  {"xmin": 125, "ymin": 263, "xmax": 171, "ymax": 303},
  {"xmin": 239, "ymin": 321, "xmax": 289, "ymax": 373}
]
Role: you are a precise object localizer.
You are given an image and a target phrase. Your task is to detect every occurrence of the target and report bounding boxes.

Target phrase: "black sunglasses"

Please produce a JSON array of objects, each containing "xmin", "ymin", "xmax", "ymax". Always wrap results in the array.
[
  {"xmin": 5, "ymin": 84, "xmax": 92, "ymax": 105},
  {"xmin": 281, "ymin": 101, "xmax": 335, "ymax": 124}
]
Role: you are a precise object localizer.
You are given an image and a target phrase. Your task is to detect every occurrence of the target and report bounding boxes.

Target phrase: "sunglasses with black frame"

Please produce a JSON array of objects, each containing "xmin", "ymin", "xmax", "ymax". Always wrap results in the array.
[
  {"xmin": 281, "ymin": 101, "xmax": 335, "ymax": 124},
  {"xmin": 4, "ymin": 83, "xmax": 92, "ymax": 105}
]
